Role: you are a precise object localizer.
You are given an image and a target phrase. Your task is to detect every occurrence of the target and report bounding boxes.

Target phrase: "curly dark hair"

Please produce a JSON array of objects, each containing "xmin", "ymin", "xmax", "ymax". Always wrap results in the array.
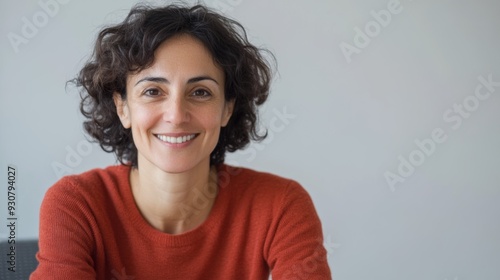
[{"xmin": 75, "ymin": 3, "xmax": 274, "ymax": 167}]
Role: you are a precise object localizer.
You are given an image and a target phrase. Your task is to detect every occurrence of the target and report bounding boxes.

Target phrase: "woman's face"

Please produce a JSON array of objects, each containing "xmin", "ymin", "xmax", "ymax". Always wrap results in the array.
[{"xmin": 114, "ymin": 34, "xmax": 234, "ymax": 174}]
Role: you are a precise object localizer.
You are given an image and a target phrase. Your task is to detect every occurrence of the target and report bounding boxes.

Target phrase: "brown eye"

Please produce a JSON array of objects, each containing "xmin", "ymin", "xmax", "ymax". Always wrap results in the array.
[
  {"xmin": 144, "ymin": 88, "xmax": 160, "ymax": 96},
  {"xmin": 191, "ymin": 89, "xmax": 211, "ymax": 98}
]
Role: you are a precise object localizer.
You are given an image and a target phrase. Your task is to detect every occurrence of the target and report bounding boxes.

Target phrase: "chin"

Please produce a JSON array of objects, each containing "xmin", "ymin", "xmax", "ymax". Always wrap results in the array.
[
  {"xmin": 151, "ymin": 156, "xmax": 209, "ymax": 175},
  {"xmin": 159, "ymin": 165, "xmax": 193, "ymax": 174}
]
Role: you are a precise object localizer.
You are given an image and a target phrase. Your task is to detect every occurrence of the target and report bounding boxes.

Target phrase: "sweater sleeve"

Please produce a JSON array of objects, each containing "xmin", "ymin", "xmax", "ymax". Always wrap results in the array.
[
  {"xmin": 30, "ymin": 177, "xmax": 97, "ymax": 279},
  {"xmin": 266, "ymin": 180, "xmax": 332, "ymax": 279}
]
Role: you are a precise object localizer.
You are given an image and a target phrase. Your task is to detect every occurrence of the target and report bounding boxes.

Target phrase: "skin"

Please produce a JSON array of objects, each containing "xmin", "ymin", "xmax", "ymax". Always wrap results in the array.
[{"xmin": 113, "ymin": 34, "xmax": 234, "ymax": 234}]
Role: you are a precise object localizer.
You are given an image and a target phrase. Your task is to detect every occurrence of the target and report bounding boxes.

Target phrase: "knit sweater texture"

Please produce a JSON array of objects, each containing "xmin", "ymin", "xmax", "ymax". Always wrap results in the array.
[{"xmin": 31, "ymin": 164, "xmax": 331, "ymax": 279}]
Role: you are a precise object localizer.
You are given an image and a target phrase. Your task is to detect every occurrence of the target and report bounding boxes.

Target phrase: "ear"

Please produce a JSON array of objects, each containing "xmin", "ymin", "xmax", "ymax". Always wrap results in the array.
[
  {"xmin": 221, "ymin": 99, "xmax": 235, "ymax": 127},
  {"xmin": 113, "ymin": 92, "xmax": 131, "ymax": 129}
]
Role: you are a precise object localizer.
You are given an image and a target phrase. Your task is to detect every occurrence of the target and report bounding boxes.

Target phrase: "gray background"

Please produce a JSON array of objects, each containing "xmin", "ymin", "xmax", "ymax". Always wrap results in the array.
[{"xmin": 1, "ymin": 0, "xmax": 500, "ymax": 279}]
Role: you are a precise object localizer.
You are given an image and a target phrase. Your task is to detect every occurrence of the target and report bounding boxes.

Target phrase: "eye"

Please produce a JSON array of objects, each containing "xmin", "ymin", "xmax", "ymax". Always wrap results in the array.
[
  {"xmin": 191, "ymin": 89, "xmax": 211, "ymax": 99},
  {"xmin": 144, "ymin": 88, "xmax": 161, "ymax": 97}
]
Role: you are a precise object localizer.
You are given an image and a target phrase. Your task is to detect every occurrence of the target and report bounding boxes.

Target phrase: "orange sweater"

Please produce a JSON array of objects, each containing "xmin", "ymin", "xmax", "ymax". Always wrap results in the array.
[{"xmin": 31, "ymin": 164, "xmax": 331, "ymax": 279}]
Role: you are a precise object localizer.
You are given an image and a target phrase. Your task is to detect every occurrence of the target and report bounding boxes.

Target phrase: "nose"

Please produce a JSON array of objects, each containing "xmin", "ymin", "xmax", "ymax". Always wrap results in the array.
[{"xmin": 162, "ymin": 94, "xmax": 190, "ymax": 125}]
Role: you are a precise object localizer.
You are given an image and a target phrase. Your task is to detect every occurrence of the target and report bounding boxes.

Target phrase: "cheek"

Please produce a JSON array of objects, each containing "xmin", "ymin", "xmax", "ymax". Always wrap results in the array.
[
  {"xmin": 200, "ymin": 106, "xmax": 226, "ymax": 130},
  {"xmin": 129, "ymin": 105, "xmax": 160, "ymax": 132}
]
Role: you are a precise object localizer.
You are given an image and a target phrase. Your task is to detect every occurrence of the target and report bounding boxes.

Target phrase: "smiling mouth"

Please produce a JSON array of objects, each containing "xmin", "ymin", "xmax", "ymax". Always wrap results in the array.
[{"xmin": 155, "ymin": 134, "xmax": 198, "ymax": 144}]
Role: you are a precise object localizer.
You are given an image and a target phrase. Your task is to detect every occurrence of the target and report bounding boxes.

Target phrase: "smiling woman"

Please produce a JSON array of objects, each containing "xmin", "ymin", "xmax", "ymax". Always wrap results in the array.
[
  {"xmin": 114, "ymin": 34, "xmax": 233, "ymax": 175},
  {"xmin": 30, "ymin": 3, "xmax": 331, "ymax": 280}
]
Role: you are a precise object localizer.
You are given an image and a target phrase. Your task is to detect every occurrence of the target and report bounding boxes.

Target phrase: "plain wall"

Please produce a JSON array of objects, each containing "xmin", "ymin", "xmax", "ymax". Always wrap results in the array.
[{"xmin": 1, "ymin": 0, "xmax": 500, "ymax": 279}]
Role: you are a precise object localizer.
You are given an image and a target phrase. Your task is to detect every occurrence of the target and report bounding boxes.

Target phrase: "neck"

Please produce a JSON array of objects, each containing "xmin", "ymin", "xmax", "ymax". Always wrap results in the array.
[{"xmin": 130, "ymin": 157, "xmax": 219, "ymax": 234}]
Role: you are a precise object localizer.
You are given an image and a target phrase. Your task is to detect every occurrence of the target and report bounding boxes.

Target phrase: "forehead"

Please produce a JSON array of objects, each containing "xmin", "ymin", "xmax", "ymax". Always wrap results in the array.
[{"xmin": 128, "ymin": 34, "xmax": 224, "ymax": 84}]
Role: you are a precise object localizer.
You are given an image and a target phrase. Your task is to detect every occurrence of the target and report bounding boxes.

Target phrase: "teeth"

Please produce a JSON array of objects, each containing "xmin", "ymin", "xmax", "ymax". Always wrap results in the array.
[{"xmin": 156, "ymin": 134, "xmax": 196, "ymax": 144}]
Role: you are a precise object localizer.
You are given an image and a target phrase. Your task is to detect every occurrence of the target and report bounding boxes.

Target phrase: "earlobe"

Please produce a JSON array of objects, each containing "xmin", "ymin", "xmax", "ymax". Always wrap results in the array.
[{"xmin": 113, "ymin": 92, "xmax": 131, "ymax": 129}]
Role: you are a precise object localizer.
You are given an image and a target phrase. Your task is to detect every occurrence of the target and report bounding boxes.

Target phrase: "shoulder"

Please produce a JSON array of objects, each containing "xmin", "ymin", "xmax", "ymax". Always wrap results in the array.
[
  {"xmin": 43, "ymin": 165, "xmax": 130, "ymax": 205},
  {"xmin": 218, "ymin": 164, "xmax": 311, "ymax": 206},
  {"xmin": 220, "ymin": 163, "xmax": 300, "ymax": 188}
]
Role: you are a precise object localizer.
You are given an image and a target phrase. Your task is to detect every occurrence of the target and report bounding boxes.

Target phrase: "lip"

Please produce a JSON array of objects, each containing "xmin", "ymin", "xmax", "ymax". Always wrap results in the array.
[
  {"xmin": 154, "ymin": 132, "xmax": 199, "ymax": 147},
  {"xmin": 154, "ymin": 132, "xmax": 198, "ymax": 137}
]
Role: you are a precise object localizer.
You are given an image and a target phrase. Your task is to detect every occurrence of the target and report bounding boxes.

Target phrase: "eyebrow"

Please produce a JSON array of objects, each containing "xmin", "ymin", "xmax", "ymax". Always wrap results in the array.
[{"xmin": 134, "ymin": 75, "xmax": 219, "ymax": 86}]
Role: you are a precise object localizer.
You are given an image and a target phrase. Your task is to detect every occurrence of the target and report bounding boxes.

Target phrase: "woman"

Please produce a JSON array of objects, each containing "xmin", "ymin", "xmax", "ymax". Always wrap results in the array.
[{"xmin": 31, "ymin": 4, "xmax": 331, "ymax": 279}]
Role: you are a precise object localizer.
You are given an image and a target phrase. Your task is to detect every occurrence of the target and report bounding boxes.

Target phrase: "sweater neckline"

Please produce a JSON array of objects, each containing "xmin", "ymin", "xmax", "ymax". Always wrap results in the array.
[{"xmin": 118, "ymin": 164, "xmax": 228, "ymax": 247}]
